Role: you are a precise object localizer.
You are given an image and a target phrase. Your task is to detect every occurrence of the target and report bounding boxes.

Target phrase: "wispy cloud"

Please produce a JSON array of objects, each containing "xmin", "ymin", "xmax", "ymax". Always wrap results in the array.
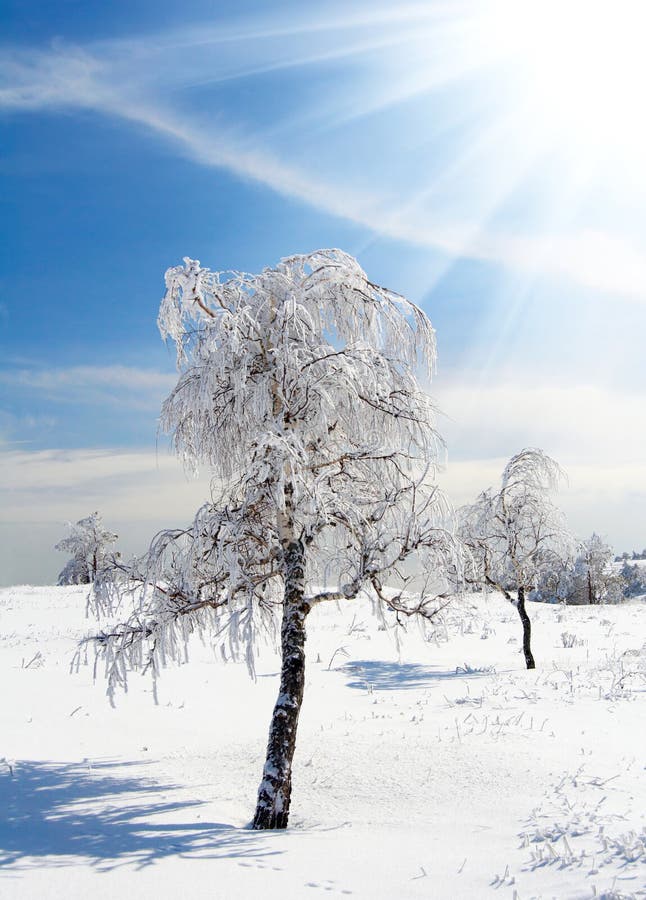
[
  {"xmin": 432, "ymin": 377, "xmax": 646, "ymax": 547},
  {"xmin": 0, "ymin": 447, "xmax": 212, "ymax": 585},
  {"xmin": 0, "ymin": 364, "xmax": 176, "ymax": 409},
  {"xmin": 1, "ymin": 14, "xmax": 645, "ymax": 300},
  {"xmin": 470, "ymin": 229, "xmax": 646, "ymax": 301},
  {"xmin": 0, "ymin": 447, "xmax": 208, "ymax": 516},
  {"xmin": 436, "ymin": 380, "xmax": 646, "ymax": 466},
  {"xmin": 1, "ymin": 440, "xmax": 643, "ymax": 588},
  {"xmin": 0, "ymin": 409, "xmax": 58, "ymax": 447}
]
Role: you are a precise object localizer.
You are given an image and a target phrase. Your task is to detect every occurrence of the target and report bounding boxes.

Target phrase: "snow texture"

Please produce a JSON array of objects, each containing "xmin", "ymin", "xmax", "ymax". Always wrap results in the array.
[{"xmin": 1, "ymin": 583, "xmax": 644, "ymax": 899}]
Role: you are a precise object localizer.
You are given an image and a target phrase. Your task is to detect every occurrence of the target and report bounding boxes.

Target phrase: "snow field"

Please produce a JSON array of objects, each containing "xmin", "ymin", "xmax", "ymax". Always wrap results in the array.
[{"xmin": 0, "ymin": 585, "xmax": 645, "ymax": 899}]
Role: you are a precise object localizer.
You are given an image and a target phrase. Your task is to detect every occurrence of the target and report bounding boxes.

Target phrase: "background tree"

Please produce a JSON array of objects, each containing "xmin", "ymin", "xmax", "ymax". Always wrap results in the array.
[
  {"xmin": 530, "ymin": 553, "xmax": 576, "ymax": 604},
  {"xmin": 459, "ymin": 448, "xmax": 573, "ymax": 668},
  {"xmin": 89, "ymin": 250, "xmax": 457, "ymax": 830},
  {"xmin": 570, "ymin": 534, "xmax": 624, "ymax": 604},
  {"xmin": 55, "ymin": 512, "xmax": 118, "ymax": 585},
  {"xmin": 533, "ymin": 533, "xmax": 626, "ymax": 605}
]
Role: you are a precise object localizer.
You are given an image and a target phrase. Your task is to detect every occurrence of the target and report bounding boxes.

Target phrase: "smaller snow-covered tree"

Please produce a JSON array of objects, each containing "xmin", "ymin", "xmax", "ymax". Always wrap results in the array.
[
  {"xmin": 569, "ymin": 534, "xmax": 624, "ymax": 605},
  {"xmin": 533, "ymin": 534, "xmax": 628, "ymax": 605},
  {"xmin": 531, "ymin": 553, "xmax": 576, "ymax": 604},
  {"xmin": 55, "ymin": 512, "xmax": 118, "ymax": 585},
  {"xmin": 459, "ymin": 448, "xmax": 573, "ymax": 668}
]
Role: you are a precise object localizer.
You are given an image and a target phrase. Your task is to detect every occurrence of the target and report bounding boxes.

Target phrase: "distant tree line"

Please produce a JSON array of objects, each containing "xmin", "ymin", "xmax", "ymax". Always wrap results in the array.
[{"xmin": 615, "ymin": 548, "xmax": 646, "ymax": 561}]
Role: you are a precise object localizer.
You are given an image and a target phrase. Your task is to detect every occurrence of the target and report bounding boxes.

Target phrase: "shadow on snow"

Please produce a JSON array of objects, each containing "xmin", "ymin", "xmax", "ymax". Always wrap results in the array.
[
  {"xmin": 341, "ymin": 659, "xmax": 494, "ymax": 691},
  {"xmin": 0, "ymin": 759, "xmax": 276, "ymax": 871}
]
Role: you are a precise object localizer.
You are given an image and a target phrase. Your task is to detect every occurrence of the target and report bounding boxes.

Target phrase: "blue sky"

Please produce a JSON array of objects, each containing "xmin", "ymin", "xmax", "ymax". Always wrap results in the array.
[{"xmin": 2, "ymin": 0, "xmax": 646, "ymax": 584}]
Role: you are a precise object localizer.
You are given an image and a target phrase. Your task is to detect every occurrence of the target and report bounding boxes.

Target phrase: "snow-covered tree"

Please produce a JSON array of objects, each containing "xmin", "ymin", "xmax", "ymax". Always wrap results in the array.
[
  {"xmin": 569, "ymin": 534, "xmax": 624, "ymax": 604},
  {"xmin": 530, "ymin": 554, "xmax": 576, "ymax": 604},
  {"xmin": 88, "ymin": 250, "xmax": 457, "ymax": 830},
  {"xmin": 533, "ymin": 534, "xmax": 626, "ymax": 605},
  {"xmin": 55, "ymin": 512, "xmax": 118, "ymax": 585},
  {"xmin": 459, "ymin": 448, "xmax": 573, "ymax": 668}
]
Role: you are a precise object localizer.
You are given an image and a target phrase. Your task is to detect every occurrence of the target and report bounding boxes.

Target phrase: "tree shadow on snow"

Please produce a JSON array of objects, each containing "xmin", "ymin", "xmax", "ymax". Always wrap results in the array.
[
  {"xmin": 342, "ymin": 659, "xmax": 493, "ymax": 690},
  {"xmin": 0, "ymin": 759, "xmax": 278, "ymax": 871}
]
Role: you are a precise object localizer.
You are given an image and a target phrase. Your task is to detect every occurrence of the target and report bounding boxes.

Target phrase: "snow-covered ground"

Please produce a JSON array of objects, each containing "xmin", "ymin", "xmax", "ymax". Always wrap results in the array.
[{"xmin": 1, "ymin": 585, "xmax": 644, "ymax": 900}]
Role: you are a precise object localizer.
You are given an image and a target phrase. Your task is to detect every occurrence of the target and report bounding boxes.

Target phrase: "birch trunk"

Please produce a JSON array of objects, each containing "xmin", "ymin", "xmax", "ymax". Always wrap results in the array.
[
  {"xmin": 252, "ymin": 537, "xmax": 309, "ymax": 830},
  {"xmin": 516, "ymin": 585, "xmax": 536, "ymax": 669}
]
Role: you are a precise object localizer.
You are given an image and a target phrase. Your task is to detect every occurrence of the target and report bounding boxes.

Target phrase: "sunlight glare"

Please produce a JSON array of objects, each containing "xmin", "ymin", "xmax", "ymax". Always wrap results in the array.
[{"xmin": 484, "ymin": 0, "xmax": 646, "ymax": 164}]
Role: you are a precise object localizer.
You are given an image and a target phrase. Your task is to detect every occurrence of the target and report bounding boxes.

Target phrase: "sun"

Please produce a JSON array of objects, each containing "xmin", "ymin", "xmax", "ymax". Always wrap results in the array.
[{"xmin": 481, "ymin": 0, "xmax": 646, "ymax": 166}]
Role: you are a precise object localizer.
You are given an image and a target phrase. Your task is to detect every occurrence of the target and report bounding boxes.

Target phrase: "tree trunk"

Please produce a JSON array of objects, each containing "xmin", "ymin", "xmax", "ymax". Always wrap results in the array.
[
  {"xmin": 515, "ymin": 585, "xmax": 535, "ymax": 669},
  {"xmin": 252, "ymin": 538, "xmax": 309, "ymax": 830}
]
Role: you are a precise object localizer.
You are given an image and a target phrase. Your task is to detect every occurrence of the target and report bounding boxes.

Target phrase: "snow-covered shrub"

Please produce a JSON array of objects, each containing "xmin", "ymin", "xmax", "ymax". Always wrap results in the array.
[{"xmin": 560, "ymin": 631, "xmax": 583, "ymax": 648}]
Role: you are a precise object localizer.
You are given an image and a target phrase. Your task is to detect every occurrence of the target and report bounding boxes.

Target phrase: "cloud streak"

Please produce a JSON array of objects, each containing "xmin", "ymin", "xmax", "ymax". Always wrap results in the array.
[
  {"xmin": 0, "ymin": 447, "xmax": 212, "ymax": 586},
  {"xmin": 1, "ymin": 436, "xmax": 644, "ymax": 586},
  {"xmin": 0, "ymin": 447, "xmax": 209, "ymax": 517},
  {"xmin": 0, "ymin": 364, "xmax": 176, "ymax": 410},
  {"xmin": 436, "ymin": 380, "xmax": 646, "ymax": 466},
  {"xmin": 1, "ymin": 14, "xmax": 645, "ymax": 300},
  {"xmin": 437, "ymin": 457, "xmax": 646, "ymax": 552},
  {"xmin": 433, "ymin": 377, "xmax": 646, "ymax": 548}
]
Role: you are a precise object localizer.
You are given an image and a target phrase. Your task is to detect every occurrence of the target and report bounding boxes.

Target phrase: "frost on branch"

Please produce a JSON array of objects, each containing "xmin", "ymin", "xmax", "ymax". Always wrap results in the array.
[
  {"xmin": 85, "ymin": 249, "xmax": 457, "ymax": 826},
  {"xmin": 88, "ymin": 497, "xmax": 283, "ymax": 702}
]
